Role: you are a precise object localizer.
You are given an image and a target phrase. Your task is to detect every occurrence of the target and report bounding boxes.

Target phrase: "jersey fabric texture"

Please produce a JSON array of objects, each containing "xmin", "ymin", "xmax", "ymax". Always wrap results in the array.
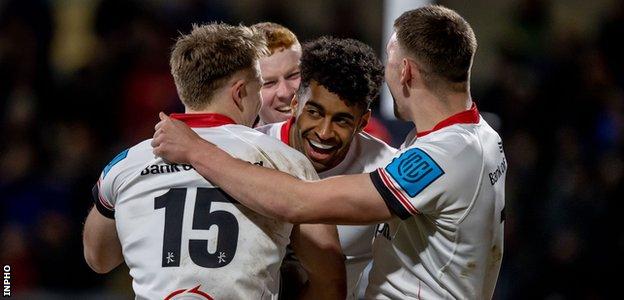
[
  {"xmin": 93, "ymin": 113, "xmax": 318, "ymax": 300},
  {"xmin": 366, "ymin": 105, "xmax": 506, "ymax": 299},
  {"xmin": 257, "ymin": 118, "xmax": 397, "ymax": 299}
]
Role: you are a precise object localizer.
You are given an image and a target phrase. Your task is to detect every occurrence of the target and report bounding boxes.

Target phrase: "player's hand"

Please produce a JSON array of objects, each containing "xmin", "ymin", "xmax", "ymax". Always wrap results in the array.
[{"xmin": 152, "ymin": 112, "xmax": 203, "ymax": 164}]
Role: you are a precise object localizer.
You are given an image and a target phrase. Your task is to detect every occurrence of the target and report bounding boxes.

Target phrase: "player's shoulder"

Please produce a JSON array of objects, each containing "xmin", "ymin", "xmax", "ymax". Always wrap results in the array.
[
  {"xmin": 394, "ymin": 122, "xmax": 492, "ymax": 189},
  {"xmin": 346, "ymin": 131, "xmax": 397, "ymax": 171},
  {"xmin": 254, "ymin": 121, "xmax": 284, "ymax": 138},
  {"xmin": 356, "ymin": 131, "xmax": 397, "ymax": 156},
  {"xmin": 221, "ymin": 125, "xmax": 318, "ymax": 180},
  {"xmin": 99, "ymin": 139, "xmax": 155, "ymax": 181},
  {"xmin": 226, "ymin": 124, "xmax": 307, "ymax": 160},
  {"xmin": 222, "ymin": 124, "xmax": 288, "ymax": 150},
  {"xmin": 412, "ymin": 122, "xmax": 485, "ymax": 161}
]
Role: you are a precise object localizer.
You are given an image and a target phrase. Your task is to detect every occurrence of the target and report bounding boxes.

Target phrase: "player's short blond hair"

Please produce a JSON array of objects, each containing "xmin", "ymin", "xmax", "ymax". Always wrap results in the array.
[
  {"xmin": 170, "ymin": 23, "xmax": 268, "ymax": 110},
  {"xmin": 251, "ymin": 22, "xmax": 300, "ymax": 55}
]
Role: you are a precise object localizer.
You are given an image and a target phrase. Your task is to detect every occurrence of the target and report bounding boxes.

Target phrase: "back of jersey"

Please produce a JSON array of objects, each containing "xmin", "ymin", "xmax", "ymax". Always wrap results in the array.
[{"xmin": 94, "ymin": 123, "xmax": 318, "ymax": 300}]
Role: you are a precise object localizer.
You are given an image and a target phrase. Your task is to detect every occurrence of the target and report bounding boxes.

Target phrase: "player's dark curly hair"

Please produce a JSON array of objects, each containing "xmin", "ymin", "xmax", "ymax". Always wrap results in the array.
[{"xmin": 299, "ymin": 37, "xmax": 384, "ymax": 110}]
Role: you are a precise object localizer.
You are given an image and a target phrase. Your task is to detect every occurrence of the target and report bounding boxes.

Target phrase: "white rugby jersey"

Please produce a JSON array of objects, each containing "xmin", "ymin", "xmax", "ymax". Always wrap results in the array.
[
  {"xmin": 257, "ymin": 118, "xmax": 397, "ymax": 299},
  {"xmin": 366, "ymin": 105, "xmax": 506, "ymax": 299},
  {"xmin": 92, "ymin": 113, "xmax": 318, "ymax": 300}
]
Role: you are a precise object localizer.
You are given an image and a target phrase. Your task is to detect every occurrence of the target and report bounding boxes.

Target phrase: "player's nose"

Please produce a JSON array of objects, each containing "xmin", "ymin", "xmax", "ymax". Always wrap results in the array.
[
  {"xmin": 276, "ymin": 80, "xmax": 294, "ymax": 103},
  {"xmin": 316, "ymin": 119, "xmax": 335, "ymax": 140}
]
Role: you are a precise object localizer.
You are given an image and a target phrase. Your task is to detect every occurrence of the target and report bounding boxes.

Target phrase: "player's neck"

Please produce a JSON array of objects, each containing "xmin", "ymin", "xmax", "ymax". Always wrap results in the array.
[{"xmin": 410, "ymin": 90, "xmax": 473, "ymax": 133}]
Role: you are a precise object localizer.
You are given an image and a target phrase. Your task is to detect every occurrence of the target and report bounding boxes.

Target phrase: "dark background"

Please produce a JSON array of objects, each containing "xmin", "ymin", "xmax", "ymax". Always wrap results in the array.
[{"xmin": 1, "ymin": 0, "xmax": 622, "ymax": 298}]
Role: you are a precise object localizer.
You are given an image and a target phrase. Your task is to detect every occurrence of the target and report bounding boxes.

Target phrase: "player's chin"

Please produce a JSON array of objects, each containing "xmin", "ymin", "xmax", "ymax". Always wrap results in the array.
[{"xmin": 309, "ymin": 159, "xmax": 328, "ymax": 172}]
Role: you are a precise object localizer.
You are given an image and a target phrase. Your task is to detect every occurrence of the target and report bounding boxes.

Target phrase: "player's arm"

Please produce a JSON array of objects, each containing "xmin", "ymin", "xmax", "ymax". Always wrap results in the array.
[
  {"xmin": 290, "ymin": 224, "xmax": 346, "ymax": 300},
  {"xmin": 83, "ymin": 206, "xmax": 123, "ymax": 274},
  {"xmin": 183, "ymin": 144, "xmax": 391, "ymax": 224},
  {"xmin": 152, "ymin": 113, "xmax": 393, "ymax": 225}
]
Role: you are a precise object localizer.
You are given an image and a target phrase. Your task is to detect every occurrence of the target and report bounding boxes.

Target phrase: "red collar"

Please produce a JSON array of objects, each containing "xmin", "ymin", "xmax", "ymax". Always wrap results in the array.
[
  {"xmin": 280, "ymin": 117, "xmax": 295, "ymax": 145},
  {"xmin": 416, "ymin": 104, "xmax": 480, "ymax": 138},
  {"xmin": 169, "ymin": 113, "xmax": 236, "ymax": 128}
]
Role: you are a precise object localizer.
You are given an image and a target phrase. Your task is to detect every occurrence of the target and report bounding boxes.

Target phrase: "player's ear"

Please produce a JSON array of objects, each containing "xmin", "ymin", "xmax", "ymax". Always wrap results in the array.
[
  {"xmin": 358, "ymin": 109, "xmax": 371, "ymax": 131},
  {"xmin": 400, "ymin": 58, "xmax": 413, "ymax": 86},
  {"xmin": 231, "ymin": 79, "xmax": 246, "ymax": 111}
]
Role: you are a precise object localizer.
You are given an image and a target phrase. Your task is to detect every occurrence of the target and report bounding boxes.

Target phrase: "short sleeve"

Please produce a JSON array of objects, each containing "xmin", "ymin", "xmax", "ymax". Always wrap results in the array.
[
  {"xmin": 370, "ymin": 146, "xmax": 445, "ymax": 220},
  {"xmin": 91, "ymin": 149, "xmax": 129, "ymax": 219}
]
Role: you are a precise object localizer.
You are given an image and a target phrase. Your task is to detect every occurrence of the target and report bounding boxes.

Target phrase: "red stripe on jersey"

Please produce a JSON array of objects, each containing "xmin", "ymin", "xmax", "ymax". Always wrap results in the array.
[
  {"xmin": 379, "ymin": 168, "xmax": 419, "ymax": 215},
  {"xmin": 164, "ymin": 289, "xmax": 185, "ymax": 300},
  {"xmin": 165, "ymin": 286, "xmax": 214, "ymax": 300},
  {"xmin": 378, "ymin": 169, "xmax": 417, "ymax": 215},
  {"xmin": 417, "ymin": 103, "xmax": 480, "ymax": 138},
  {"xmin": 280, "ymin": 117, "xmax": 295, "ymax": 145},
  {"xmin": 188, "ymin": 285, "xmax": 214, "ymax": 300},
  {"xmin": 170, "ymin": 113, "xmax": 236, "ymax": 128},
  {"xmin": 97, "ymin": 180, "xmax": 114, "ymax": 210}
]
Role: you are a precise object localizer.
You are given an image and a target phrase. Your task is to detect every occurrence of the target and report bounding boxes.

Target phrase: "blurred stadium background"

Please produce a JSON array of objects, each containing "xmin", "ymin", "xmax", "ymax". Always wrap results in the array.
[{"xmin": 1, "ymin": 0, "xmax": 623, "ymax": 298}]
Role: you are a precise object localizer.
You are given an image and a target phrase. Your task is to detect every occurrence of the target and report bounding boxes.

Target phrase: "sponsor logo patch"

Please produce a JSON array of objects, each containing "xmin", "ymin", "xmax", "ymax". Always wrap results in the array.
[
  {"xmin": 385, "ymin": 148, "xmax": 444, "ymax": 197},
  {"xmin": 103, "ymin": 149, "xmax": 129, "ymax": 178}
]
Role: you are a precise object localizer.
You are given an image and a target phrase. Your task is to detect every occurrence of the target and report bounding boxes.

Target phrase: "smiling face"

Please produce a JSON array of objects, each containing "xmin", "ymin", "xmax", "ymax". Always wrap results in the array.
[
  {"xmin": 290, "ymin": 81, "xmax": 370, "ymax": 172},
  {"xmin": 258, "ymin": 47, "xmax": 302, "ymax": 124}
]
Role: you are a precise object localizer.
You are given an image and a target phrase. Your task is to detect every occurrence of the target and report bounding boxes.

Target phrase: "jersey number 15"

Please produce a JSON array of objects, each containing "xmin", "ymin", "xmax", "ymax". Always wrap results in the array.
[{"xmin": 155, "ymin": 188, "xmax": 239, "ymax": 268}]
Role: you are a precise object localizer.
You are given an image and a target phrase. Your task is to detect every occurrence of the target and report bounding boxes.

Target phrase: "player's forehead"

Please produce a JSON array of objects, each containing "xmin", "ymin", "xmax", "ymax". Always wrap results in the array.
[
  {"xmin": 259, "ymin": 48, "xmax": 301, "ymax": 77},
  {"xmin": 302, "ymin": 81, "xmax": 363, "ymax": 117}
]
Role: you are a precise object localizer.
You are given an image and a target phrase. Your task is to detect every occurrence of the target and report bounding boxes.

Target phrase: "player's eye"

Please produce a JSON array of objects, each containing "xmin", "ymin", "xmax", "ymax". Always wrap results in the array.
[
  {"xmin": 307, "ymin": 109, "xmax": 321, "ymax": 118},
  {"xmin": 335, "ymin": 118, "xmax": 353, "ymax": 127},
  {"xmin": 262, "ymin": 81, "xmax": 277, "ymax": 88},
  {"xmin": 286, "ymin": 72, "xmax": 300, "ymax": 80}
]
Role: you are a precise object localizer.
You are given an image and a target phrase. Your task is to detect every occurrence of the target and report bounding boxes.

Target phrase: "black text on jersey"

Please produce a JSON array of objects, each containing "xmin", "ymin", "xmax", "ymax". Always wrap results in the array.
[{"xmin": 141, "ymin": 163, "xmax": 195, "ymax": 176}]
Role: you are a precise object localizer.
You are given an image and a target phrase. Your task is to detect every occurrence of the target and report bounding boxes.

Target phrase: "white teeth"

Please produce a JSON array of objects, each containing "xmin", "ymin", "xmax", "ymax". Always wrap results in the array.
[
  {"xmin": 309, "ymin": 140, "xmax": 335, "ymax": 150},
  {"xmin": 276, "ymin": 107, "xmax": 291, "ymax": 113}
]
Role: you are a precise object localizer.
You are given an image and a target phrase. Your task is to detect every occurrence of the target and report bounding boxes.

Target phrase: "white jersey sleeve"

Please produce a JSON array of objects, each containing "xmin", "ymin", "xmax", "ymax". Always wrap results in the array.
[
  {"xmin": 92, "ymin": 142, "xmax": 153, "ymax": 219},
  {"xmin": 370, "ymin": 141, "xmax": 462, "ymax": 219}
]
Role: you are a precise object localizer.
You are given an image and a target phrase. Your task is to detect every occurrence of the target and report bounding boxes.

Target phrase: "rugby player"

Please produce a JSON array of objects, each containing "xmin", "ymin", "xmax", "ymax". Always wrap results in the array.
[
  {"xmin": 256, "ymin": 36, "xmax": 396, "ymax": 299},
  {"xmin": 83, "ymin": 23, "xmax": 345, "ymax": 299},
  {"xmin": 153, "ymin": 6, "xmax": 506, "ymax": 299},
  {"xmin": 252, "ymin": 22, "xmax": 301, "ymax": 125}
]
